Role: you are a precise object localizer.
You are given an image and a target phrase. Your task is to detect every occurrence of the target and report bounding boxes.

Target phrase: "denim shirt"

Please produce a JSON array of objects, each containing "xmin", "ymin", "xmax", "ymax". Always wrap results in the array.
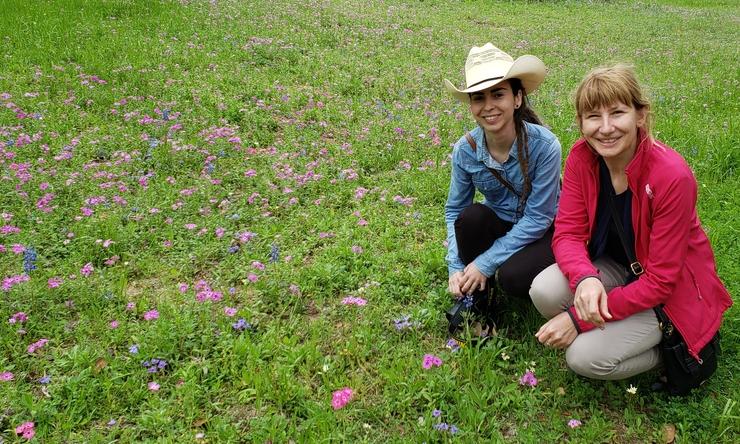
[{"xmin": 445, "ymin": 122, "xmax": 561, "ymax": 277}]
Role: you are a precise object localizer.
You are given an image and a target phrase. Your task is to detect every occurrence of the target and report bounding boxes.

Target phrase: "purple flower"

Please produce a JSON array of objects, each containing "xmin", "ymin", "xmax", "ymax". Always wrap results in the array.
[
  {"xmin": 38, "ymin": 375, "xmax": 51, "ymax": 384},
  {"xmin": 143, "ymin": 310, "xmax": 159, "ymax": 321},
  {"xmin": 568, "ymin": 419, "xmax": 582, "ymax": 428},
  {"xmin": 422, "ymin": 354, "xmax": 443, "ymax": 370},
  {"xmin": 519, "ymin": 370, "xmax": 538, "ymax": 387},
  {"xmin": 232, "ymin": 318, "xmax": 252, "ymax": 331},
  {"xmin": 129, "ymin": 344, "xmax": 139, "ymax": 354},
  {"xmin": 432, "ymin": 409, "xmax": 442, "ymax": 418}
]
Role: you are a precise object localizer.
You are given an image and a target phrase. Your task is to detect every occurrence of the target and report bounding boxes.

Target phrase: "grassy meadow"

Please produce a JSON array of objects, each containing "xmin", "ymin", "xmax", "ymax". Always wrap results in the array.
[{"xmin": 0, "ymin": 0, "xmax": 738, "ymax": 441}]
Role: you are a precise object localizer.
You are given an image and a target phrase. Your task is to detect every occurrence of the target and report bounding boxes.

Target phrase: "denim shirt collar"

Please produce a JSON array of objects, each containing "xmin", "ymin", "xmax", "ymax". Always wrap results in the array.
[{"xmin": 470, "ymin": 126, "xmax": 520, "ymax": 169}]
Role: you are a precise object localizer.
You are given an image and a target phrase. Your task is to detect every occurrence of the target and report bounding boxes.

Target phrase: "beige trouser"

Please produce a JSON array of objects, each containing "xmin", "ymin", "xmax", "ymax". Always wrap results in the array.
[{"xmin": 529, "ymin": 258, "xmax": 662, "ymax": 380}]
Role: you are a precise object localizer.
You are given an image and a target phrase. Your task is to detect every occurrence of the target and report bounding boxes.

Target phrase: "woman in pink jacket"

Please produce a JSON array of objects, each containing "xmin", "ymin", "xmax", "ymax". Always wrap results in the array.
[{"xmin": 529, "ymin": 65, "xmax": 732, "ymax": 385}]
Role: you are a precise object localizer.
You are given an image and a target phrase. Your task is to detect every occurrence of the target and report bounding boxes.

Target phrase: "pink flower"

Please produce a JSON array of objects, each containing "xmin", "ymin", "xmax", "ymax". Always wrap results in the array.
[
  {"xmin": 289, "ymin": 284, "xmax": 301, "ymax": 295},
  {"xmin": 143, "ymin": 310, "xmax": 159, "ymax": 321},
  {"xmin": 148, "ymin": 381, "xmax": 160, "ymax": 391},
  {"xmin": 247, "ymin": 273, "xmax": 258, "ymax": 283},
  {"xmin": 422, "ymin": 354, "xmax": 443, "ymax": 370},
  {"xmin": 224, "ymin": 307, "xmax": 237, "ymax": 317},
  {"xmin": 568, "ymin": 419, "xmax": 582, "ymax": 428},
  {"xmin": 126, "ymin": 302, "xmax": 135, "ymax": 311},
  {"xmin": 357, "ymin": 219, "xmax": 368, "ymax": 226},
  {"xmin": 331, "ymin": 387, "xmax": 354, "ymax": 410},
  {"xmin": 15, "ymin": 421, "xmax": 35, "ymax": 440},
  {"xmin": 351, "ymin": 245, "xmax": 363, "ymax": 254},
  {"xmin": 27, "ymin": 338, "xmax": 48, "ymax": 354},
  {"xmin": 80, "ymin": 262, "xmax": 94, "ymax": 277},
  {"xmin": 109, "ymin": 320, "xmax": 119, "ymax": 329},
  {"xmin": 341, "ymin": 296, "xmax": 367, "ymax": 306},
  {"xmin": 519, "ymin": 370, "xmax": 538, "ymax": 387},
  {"xmin": 47, "ymin": 277, "xmax": 62, "ymax": 288},
  {"xmin": 251, "ymin": 261, "xmax": 265, "ymax": 270},
  {"xmin": 178, "ymin": 283, "xmax": 189, "ymax": 293},
  {"xmin": 1, "ymin": 371, "xmax": 14, "ymax": 381},
  {"xmin": 215, "ymin": 227, "xmax": 225, "ymax": 238},
  {"xmin": 9, "ymin": 312, "xmax": 28, "ymax": 324},
  {"xmin": 11, "ymin": 244, "xmax": 25, "ymax": 254}
]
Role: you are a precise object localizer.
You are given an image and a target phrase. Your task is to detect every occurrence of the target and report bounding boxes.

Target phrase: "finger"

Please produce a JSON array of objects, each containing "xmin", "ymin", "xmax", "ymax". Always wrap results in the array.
[
  {"xmin": 599, "ymin": 292, "xmax": 612, "ymax": 319},
  {"xmin": 478, "ymin": 279, "xmax": 486, "ymax": 292}
]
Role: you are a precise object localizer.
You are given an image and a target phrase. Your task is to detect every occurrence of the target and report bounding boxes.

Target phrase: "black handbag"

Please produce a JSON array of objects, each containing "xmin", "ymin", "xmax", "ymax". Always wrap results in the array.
[
  {"xmin": 606, "ymin": 186, "xmax": 720, "ymax": 395},
  {"xmin": 445, "ymin": 288, "xmax": 496, "ymax": 346}
]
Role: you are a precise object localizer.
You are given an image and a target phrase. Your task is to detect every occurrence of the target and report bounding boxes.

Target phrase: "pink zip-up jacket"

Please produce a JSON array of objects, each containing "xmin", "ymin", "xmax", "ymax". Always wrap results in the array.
[{"xmin": 554, "ymin": 132, "xmax": 732, "ymax": 359}]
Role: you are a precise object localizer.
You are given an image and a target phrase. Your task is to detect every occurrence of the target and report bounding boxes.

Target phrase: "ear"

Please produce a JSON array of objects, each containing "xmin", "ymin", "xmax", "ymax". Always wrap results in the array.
[
  {"xmin": 636, "ymin": 107, "xmax": 648, "ymax": 128},
  {"xmin": 514, "ymin": 90, "xmax": 523, "ymax": 109}
]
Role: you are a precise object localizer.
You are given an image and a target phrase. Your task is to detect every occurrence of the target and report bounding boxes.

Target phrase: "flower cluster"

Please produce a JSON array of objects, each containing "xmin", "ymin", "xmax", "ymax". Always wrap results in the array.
[
  {"xmin": 519, "ymin": 370, "xmax": 538, "ymax": 387},
  {"xmin": 22, "ymin": 246, "xmax": 37, "ymax": 273},
  {"xmin": 393, "ymin": 315, "xmax": 417, "ymax": 331},
  {"xmin": 422, "ymin": 354, "xmax": 442, "ymax": 370},
  {"xmin": 331, "ymin": 387, "xmax": 353, "ymax": 410},
  {"xmin": 9, "ymin": 311, "xmax": 28, "ymax": 324},
  {"xmin": 15, "ymin": 421, "xmax": 35, "ymax": 440},
  {"xmin": 142, "ymin": 358, "xmax": 168, "ymax": 373},
  {"xmin": 431, "ymin": 409, "xmax": 459, "ymax": 435},
  {"xmin": 568, "ymin": 419, "xmax": 582, "ymax": 428},
  {"xmin": 27, "ymin": 338, "xmax": 48, "ymax": 354},
  {"xmin": 232, "ymin": 318, "xmax": 253, "ymax": 331},
  {"xmin": 143, "ymin": 310, "xmax": 159, "ymax": 321},
  {"xmin": 341, "ymin": 296, "xmax": 367, "ymax": 306}
]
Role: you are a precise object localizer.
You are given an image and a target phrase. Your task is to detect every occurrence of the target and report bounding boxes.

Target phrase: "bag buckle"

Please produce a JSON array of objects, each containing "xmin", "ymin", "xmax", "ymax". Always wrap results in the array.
[{"xmin": 630, "ymin": 261, "xmax": 645, "ymax": 276}]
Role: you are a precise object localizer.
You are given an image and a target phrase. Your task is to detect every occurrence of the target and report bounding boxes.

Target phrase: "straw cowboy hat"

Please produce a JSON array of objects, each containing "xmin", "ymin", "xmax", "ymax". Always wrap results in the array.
[{"xmin": 444, "ymin": 43, "xmax": 546, "ymax": 103}]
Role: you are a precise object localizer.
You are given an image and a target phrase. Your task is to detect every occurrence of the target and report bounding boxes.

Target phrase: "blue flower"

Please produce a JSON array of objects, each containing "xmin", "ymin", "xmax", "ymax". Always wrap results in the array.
[
  {"xmin": 23, "ymin": 246, "xmax": 38, "ymax": 274},
  {"xmin": 432, "ymin": 409, "xmax": 442, "ymax": 418},
  {"xmin": 232, "ymin": 318, "xmax": 252, "ymax": 331},
  {"xmin": 129, "ymin": 344, "xmax": 139, "ymax": 354},
  {"xmin": 38, "ymin": 375, "xmax": 51, "ymax": 384},
  {"xmin": 269, "ymin": 244, "xmax": 280, "ymax": 263}
]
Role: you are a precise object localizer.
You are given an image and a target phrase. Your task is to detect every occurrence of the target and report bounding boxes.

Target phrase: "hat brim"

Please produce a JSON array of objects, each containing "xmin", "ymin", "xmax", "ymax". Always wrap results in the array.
[{"xmin": 444, "ymin": 55, "xmax": 546, "ymax": 104}]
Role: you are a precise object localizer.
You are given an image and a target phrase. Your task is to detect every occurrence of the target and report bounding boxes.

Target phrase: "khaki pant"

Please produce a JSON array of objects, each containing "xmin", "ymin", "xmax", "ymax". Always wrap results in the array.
[{"xmin": 529, "ymin": 258, "xmax": 662, "ymax": 380}]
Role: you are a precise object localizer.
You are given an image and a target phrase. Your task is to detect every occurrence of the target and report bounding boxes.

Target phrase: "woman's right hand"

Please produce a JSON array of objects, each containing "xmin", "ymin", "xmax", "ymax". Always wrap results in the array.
[
  {"xmin": 448, "ymin": 271, "xmax": 464, "ymax": 298},
  {"xmin": 574, "ymin": 277, "xmax": 611, "ymax": 328}
]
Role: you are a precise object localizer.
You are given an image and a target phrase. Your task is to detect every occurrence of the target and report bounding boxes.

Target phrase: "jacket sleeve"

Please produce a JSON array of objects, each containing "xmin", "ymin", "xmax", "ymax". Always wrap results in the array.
[
  {"xmin": 552, "ymin": 147, "xmax": 599, "ymax": 292},
  {"xmin": 444, "ymin": 144, "xmax": 475, "ymax": 275},
  {"xmin": 568, "ymin": 164, "xmax": 698, "ymax": 333}
]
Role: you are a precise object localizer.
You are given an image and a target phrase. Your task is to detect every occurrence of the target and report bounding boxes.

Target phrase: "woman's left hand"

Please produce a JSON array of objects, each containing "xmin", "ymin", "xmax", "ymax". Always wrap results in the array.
[
  {"xmin": 535, "ymin": 312, "xmax": 578, "ymax": 349},
  {"xmin": 459, "ymin": 262, "xmax": 487, "ymax": 295}
]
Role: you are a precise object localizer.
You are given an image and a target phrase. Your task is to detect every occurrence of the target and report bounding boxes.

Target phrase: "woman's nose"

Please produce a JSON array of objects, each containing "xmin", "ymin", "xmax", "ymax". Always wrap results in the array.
[{"xmin": 599, "ymin": 115, "xmax": 614, "ymax": 132}]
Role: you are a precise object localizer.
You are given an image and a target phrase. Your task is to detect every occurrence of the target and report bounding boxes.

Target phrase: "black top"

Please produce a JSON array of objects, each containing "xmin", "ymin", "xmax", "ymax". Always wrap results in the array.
[{"xmin": 589, "ymin": 158, "xmax": 635, "ymax": 275}]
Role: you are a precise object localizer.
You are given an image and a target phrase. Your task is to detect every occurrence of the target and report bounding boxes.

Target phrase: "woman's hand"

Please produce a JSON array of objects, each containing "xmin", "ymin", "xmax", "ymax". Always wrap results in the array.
[
  {"xmin": 574, "ymin": 277, "xmax": 611, "ymax": 328},
  {"xmin": 535, "ymin": 312, "xmax": 577, "ymax": 349},
  {"xmin": 448, "ymin": 271, "xmax": 464, "ymax": 298},
  {"xmin": 459, "ymin": 262, "xmax": 487, "ymax": 295}
]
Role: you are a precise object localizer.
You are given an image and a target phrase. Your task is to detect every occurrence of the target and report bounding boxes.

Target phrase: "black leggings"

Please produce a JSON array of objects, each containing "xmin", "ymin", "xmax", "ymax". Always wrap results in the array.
[{"xmin": 454, "ymin": 203, "xmax": 555, "ymax": 299}]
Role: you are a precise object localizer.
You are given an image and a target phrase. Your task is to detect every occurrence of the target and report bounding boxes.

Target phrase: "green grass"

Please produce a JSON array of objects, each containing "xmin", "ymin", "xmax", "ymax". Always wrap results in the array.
[{"xmin": 0, "ymin": 0, "xmax": 738, "ymax": 441}]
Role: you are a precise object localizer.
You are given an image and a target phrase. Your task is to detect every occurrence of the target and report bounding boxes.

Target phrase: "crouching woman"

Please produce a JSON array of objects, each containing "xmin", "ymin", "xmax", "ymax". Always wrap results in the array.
[{"xmin": 529, "ymin": 65, "xmax": 732, "ymax": 385}]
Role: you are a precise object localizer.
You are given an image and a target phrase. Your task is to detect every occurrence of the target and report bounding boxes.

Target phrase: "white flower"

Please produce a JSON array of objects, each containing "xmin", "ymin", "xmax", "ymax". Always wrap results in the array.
[
  {"xmin": 627, "ymin": 384, "xmax": 638, "ymax": 395},
  {"xmin": 501, "ymin": 352, "xmax": 510, "ymax": 361}
]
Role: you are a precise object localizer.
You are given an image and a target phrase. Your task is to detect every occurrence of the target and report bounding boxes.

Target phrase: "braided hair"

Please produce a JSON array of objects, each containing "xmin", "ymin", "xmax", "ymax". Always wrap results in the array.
[{"xmin": 509, "ymin": 78, "xmax": 542, "ymax": 216}]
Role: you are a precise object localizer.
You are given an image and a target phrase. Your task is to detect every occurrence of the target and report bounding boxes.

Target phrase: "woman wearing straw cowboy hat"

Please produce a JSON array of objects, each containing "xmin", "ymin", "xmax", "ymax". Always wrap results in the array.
[{"xmin": 443, "ymin": 43, "xmax": 561, "ymax": 340}]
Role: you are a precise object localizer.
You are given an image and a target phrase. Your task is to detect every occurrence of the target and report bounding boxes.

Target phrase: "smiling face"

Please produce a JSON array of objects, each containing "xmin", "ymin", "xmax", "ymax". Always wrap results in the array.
[
  {"xmin": 579, "ymin": 102, "xmax": 646, "ymax": 162},
  {"xmin": 468, "ymin": 80, "xmax": 522, "ymax": 137}
]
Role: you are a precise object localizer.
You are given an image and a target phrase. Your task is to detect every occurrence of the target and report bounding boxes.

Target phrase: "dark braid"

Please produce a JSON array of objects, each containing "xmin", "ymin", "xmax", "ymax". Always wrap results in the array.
[{"xmin": 509, "ymin": 78, "xmax": 542, "ymax": 217}]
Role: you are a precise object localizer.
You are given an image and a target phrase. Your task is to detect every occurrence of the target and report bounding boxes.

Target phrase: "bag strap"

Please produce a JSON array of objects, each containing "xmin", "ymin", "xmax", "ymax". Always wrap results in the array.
[
  {"xmin": 604, "ymin": 176, "xmax": 644, "ymax": 277},
  {"xmin": 465, "ymin": 132, "xmax": 526, "ymax": 213}
]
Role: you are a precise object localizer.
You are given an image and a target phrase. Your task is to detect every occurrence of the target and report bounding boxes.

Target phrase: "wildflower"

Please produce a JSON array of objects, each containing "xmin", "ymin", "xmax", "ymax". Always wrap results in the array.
[
  {"xmin": 422, "ymin": 354, "xmax": 443, "ymax": 370},
  {"xmin": 450, "ymin": 425, "xmax": 459, "ymax": 434},
  {"xmin": 432, "ymin": 409, "xmax": 442, "ymax": 418},
  {"xmin": 224, "ymin": 307, "xmax": 237, "ymax": 317},
  {"xmin": 107, "ymin": 419, "xmax": 117, "ymax": 427},
  {"xmin": 22, "ymin": 246, "xmax": 37, "ymax": 273},
  {"xmin": 232, "ymin": 318, "xmax": 252, "ymax": 331},
  {"xmin": 109, "ymin": 320, "xmax": 119, "ymax": 329},
  {"xmin": 215, "ymin": 227, "xmax": 225, "ymax": 238},
  {"xmin": 393, "ymin": 315, "xmax": 413, "ymax": 331},
  {"xmin": 627, "ymin": 384, "xmax": 638, "ymax": 395},
  {"xmin": 148, "ymin": 381, "xmax": 160, "ymax": 391},
  {"xmin": 15, "ymin": 421, "xmax": 35, "ymax": 440},
  {"xmin": 341, "ymin": 296, "xmax": 367, "ymax": 306},
  {"xmin": 142, "ymin": 358, "xmax": 167, "ymax": 373},
  {"xmin": 434, "ymin": 422, "xmax": 449, "ymax": 431},
  {"xmin": 269, "ymin": 244, "xmax": 280, "ymax": 263},
  {"xmin": 126, "ymin": 302, "xmax": 135, "ymax": 311},
  {"xmin": 331, "ymin": 387, "xmax": 354, "ymax": 410},
  {"xmin": 9, "ymin": 312, "xmax": 28, "ymax": 324},
  {"xmin": 143, "ymin": 310, "xmax": 159, "ymax": 321},
  {"xmin": 39, "ymin": 375, "xmax": 51, "ymax": 384},
  {"xmin": 568, "ymin": 419, "xmax": 582, "ymax": 428},
  {"xmin": 129, "ymin": 344, "xmax": 139, "ymax": 354},
  {"xmin": 519, "ymin": 370, "xmax": 538, "ymax": 387},
  {"xmin": 246, "ymin": 273, "xmax": 258, "ymax": 283},
  {"xmin": 351, "ymin": 245, "xmax": 363, "ymax": 254},
  {"xmin": 289, "ymin": 284, "xmax": 301, "ymax": 295},
  {"xmin": 80, "ymin": 262, "xmax": 94, "ymax": 277},
  {"xmin": 252, "ymin": 261, "xmax": 265, "ymax": 270},
  {"xmin": 27, "ymin": 338, "xmax": 48, "ymax": 354},
  {"xmin": 501, "ymin": 352, "xmax": 510, "ymax": 361},
  {"xmin": 1, "ymin": 371, "xmax": 14, "ymax": 381},
  {"xmin": 446, "ymin": 338, "xmax": 461, "ymax": 352}
]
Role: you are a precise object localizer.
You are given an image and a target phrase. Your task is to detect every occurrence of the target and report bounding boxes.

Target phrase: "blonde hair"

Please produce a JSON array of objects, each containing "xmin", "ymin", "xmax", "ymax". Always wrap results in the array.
[{"xmin": 575, "ymin": 64, "xmax": 652, "ymax": 135}]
